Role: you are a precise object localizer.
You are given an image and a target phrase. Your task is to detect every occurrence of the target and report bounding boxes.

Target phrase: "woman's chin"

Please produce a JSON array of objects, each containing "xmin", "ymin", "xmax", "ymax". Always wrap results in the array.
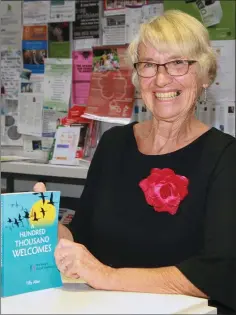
[{"xmin": 152, "ymin": 108, "xmax": 182, "ymax": 121}]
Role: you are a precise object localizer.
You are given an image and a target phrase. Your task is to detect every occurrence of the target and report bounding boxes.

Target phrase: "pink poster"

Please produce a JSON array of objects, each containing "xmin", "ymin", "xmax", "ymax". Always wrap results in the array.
[
  {"xmin": 72, "ymin": 50, "xmax": 93, "ymax": 106},
  {"xmin": 83, "ymin": 45, "xmax": 135, "ymax": 124}
]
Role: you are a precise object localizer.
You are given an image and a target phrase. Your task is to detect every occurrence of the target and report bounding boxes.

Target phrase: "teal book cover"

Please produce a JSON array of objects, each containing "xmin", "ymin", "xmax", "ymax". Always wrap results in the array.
[{"xmin": 1, "ymin": 191, "xmax": 63, "ymax": 297}]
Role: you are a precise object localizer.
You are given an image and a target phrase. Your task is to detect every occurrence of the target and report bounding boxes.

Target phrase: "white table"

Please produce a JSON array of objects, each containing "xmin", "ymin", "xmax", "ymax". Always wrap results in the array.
[
  {"xmin": 1, "ymin": 283, "xmax": 217, "ymax": 314},
  {"xmin": 1, "ymin": 161, "xmax": 89, "ymax": 192}
]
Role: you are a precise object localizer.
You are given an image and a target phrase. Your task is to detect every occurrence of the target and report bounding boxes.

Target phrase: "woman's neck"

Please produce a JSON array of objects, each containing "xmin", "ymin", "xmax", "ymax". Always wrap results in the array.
[
  {"xmin": 135, "ymin": 116, "xmax": 209, "ymax": 155},
  {"xmin": 150, "ymin": 116, "xmax": 194, "ymax": 142}
]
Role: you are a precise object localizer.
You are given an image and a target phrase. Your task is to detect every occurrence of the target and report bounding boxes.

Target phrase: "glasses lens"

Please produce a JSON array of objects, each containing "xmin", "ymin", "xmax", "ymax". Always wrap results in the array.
[
  {"xmin": 136, "ymin": 62, "xmax": 157, "ymax": 77},
  {"xmin": 166, "ymin": 60, "xmax": 189, "ymax": 76}
]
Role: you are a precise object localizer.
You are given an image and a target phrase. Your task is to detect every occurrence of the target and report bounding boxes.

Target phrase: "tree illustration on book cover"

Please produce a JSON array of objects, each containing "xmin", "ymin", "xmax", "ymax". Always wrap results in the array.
[{"xmin": 1, "ymin": 191, "xmax": 62, "ymax": 297}]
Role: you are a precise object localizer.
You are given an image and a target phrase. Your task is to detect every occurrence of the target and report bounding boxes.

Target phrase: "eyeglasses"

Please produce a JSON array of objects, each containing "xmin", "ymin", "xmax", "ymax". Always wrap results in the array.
[{"xmin": 134, "ymin": 60, "xmax": 196, "ymax": 78}]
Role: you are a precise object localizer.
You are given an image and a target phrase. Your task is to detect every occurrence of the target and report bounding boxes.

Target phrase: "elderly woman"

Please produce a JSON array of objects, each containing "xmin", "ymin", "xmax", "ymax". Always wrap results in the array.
[{"xmin": 35, "ymin": 10, "xmax": 236, "ymax": 314}]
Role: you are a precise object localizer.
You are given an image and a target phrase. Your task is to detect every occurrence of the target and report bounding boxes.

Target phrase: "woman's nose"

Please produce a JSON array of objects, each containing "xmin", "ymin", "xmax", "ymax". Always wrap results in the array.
[{"xmin": 155, "ymin": 66, "xmax": 173, "ymax": 87}]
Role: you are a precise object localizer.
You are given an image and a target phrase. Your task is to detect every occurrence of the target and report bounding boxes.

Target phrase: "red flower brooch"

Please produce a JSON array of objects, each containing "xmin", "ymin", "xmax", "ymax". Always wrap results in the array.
[{"xmin": 139, "ymin": 168, "xmax": 189, "ymax": 215}]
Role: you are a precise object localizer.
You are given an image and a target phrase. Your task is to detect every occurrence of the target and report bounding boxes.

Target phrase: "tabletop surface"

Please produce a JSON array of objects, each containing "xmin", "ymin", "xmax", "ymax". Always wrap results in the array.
[
  {"xmin": 1, "ymin": 283, "xmax": 217, "ymax": 314},
  {"xmin": 1, "ymin": 161, "xmax": 89, "ymax": 178}
]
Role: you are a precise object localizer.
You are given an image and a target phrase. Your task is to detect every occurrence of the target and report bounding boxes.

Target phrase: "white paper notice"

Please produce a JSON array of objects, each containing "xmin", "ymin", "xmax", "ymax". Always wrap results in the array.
[
  {"xmin": 102, "ymin": 15, "xmax": 126, "ymax": 45},
  {"xmin": 209, "ymin": 40, "xmax": 235, "ymax": 102},
  {"xmin": 1, "ymin": 112, "xmax": 23, "ymax": 146},
  {"xmin": 42, "ymin": 109, "xmax": 65, "ymax": 137},
  {"xmin": 20, "ymin": 74, "xmax": 45, "ymax": 94},
  {"xmin": 44, "ymin": 58, "xmax": 72, "ymax": 112},
  {"xmin": 197, "ymin": 0, "xmax": 223, "ymax": 27},
  {"xmin": 74, "ymin": 38, "xmax": 100, "ymax": 50},
  {"xmin": 23, "ymin": 0, "xmax": 50, "ymax": 25},
  {"xmin": 226, "ymin": 102, "xmax": 235, "ymax": 137},
  {"xmin": 125, "ymin": 6, "xmax": 142, "ymax": 44},
  {"xmin": 0, "ymin": 1, "xmax": 22, "ymax": 49},
  {"xmin": 141, "ymin": 2, "xmax": 164, "ymax": 23},
  {"xmin": 125, "ymin": 3, "xmax": 164, "ymax": 43},
  {"xmin": 197, "ymin": 102, "xmax": 212, "ymax": 127},
  {"xmin": 2, "ymin": 99, "xmax": 18, "ymax": 115},
  {"xmin": 104, "ymin": 0, "xmax": 147, "ymax": 16},
  {"xmin": 212, "ymin": 101, "xmax": 235, "ymax": 136},
  {"xmin": 23, "ymin": 135, "xmax": 54, "ymax": 152},
  {"xmin": 1, "ymin": 49, "xmax": 22, "ymax": 100},
  {"xmin": 49, "ymin": 0, "xmax": 75, "ymax": 22},
  {"xmin": 18, "ymin": 93, "xmax": 44, "ymax": 137},
  {"xmin": 197, "ymin": 98, "xmax": 235, "ymax": 137},
  {"xmin": 1, "ymin": 115, "xmax": 6, "ymax": 138}
]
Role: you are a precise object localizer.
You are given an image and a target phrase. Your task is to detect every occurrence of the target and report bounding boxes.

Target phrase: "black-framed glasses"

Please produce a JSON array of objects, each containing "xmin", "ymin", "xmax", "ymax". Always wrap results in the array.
[{"xmin": 134, "ymin": 60, "xmax": 197, "ymax": 78}]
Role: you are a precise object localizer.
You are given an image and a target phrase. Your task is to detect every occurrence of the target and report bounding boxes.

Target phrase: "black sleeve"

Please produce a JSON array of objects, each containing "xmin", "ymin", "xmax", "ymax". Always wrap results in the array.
[
  {"xmin": 176, "ymin": 140, "xmax": 236, "ymax": 313},
  {"xmin": 67, "ymin": 129, "xmax": 110, "ymax": 247}
]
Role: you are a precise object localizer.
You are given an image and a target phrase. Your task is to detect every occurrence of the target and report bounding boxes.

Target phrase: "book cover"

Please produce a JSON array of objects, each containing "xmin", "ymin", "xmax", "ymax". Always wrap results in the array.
[
  {"xmin": 49, "ymin": 126, "xmax": 81, "ymax": 165},
  {"xmin": 1, "ymin": 191, "xmax": 62, "ymax": 297}
]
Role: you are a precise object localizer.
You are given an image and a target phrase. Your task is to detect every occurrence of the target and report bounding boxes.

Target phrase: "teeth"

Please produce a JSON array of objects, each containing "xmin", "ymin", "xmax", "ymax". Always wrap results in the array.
[{"xmin": 155, "ymin": 91, "xmax": 180, "ymax": 99}]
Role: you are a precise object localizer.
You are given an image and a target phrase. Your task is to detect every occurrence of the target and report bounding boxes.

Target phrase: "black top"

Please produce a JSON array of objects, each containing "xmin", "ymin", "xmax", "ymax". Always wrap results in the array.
[{"xmin": 69, "ymin": 122, "xmax": 236, "ymax": 313}]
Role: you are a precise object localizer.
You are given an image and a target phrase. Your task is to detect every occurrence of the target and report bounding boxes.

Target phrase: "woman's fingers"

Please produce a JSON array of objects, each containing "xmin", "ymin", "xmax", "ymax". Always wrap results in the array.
[
  {"xmin": 33, "ymin": 182, "xmax": 46, "ymax": 192},
  {"xmin": 57, "ymin": 253, "xmax": 76, "ymax": 277},
  {"xmin": 58, "ymin": 255, "xmax": 72, "ymax": 273}
]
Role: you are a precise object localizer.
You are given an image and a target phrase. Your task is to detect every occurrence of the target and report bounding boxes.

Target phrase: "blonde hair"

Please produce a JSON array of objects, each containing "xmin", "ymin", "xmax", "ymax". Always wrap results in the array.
[{"xmin": 127, "ymin": 10, "xmax": 217, "ymax": 89}]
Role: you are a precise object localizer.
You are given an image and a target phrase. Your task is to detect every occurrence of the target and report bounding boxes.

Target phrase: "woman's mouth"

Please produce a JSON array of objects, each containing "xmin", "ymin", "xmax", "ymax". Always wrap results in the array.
[{"xmin": 154, "ymin": 91, "xmax": 181, "ymax": 100}]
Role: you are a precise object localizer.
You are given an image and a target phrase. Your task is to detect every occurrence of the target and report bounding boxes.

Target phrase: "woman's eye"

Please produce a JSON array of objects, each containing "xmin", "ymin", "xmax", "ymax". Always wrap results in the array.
[
  {"xmin": 144, "ymin": 63, "xmax": 155, "ymax": 68},
  {"xmin": 172, "ymin": 60, "xmax": 184, "ymax": 65}
]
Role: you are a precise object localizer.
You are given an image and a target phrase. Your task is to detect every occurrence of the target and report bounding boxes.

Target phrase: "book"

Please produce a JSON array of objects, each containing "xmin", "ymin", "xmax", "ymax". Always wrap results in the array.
[
  {"xmin": 1, "ymin": 191, "xmax": 62, "ymax": 297},
  {"xmin": 48, "ymin": 126, "xmax": 81, "ymax": 166},
  {"xmin": 56, "ymin": 105, "xmax": 97, "ymax": 160}
]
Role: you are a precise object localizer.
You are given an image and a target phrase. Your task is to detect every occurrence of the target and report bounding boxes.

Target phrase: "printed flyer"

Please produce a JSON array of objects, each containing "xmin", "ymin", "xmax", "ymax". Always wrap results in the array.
[
  {"xmin": 49, "ymin": 0, "xmax": 75, "ymax": 23},
  {"xmin": 1, "ymin": 50, "xmax": 21, "ymax": 100},
  {"xmin": 72, "ymin": 50, "xmax": 93, "ymax": 106},
  {"xmin": 22, "ymin": 25, "xmax": 48, "ymax": 74},
  {"xmin": 48, "ymin": 22, "xmax": 70, "ymax": 58},
  {"xmin": 43, "ymin": 58, "xmax": 72, "ymax": 112},
  {"xmin": 83, "ymin": 45, "xmax": 135, "ymax": 124},
  {"xmin": 0, "ymin": 1, "xmax": 22, "ymax": 49},
  {"xmin": 73, "ymin": 0, "xmax": 99, "ymax": 40},
  {"xmin": 23, "ymin": 0, "xmax": 50, "ymax": 24},
  {"xmin": 104, "ymin": 0, "xmax": 147, "ymax": 16}
]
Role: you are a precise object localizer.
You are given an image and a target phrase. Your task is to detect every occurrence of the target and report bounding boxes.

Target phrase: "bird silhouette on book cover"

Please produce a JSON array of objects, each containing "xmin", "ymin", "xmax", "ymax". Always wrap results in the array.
[{"xmin": 1, "ymin": 191, "xmax": 62, "ymax": 297}]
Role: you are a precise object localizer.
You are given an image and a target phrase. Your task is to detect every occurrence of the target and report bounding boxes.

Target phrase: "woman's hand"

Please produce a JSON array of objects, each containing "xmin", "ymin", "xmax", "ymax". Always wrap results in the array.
[
  {"xmin": 33, "ymin": 182, "xmax": 110, "ymax": 288},
  {"xmin": 55, "ymin": 238, "xmax": 114, "ymax": 290}
]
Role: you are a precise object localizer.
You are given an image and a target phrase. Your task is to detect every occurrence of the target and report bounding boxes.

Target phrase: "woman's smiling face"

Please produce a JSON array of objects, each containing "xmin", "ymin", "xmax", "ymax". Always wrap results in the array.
[{"xmin": 137, "ymin": 42, "xmax": 206, "ymax": 121}]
